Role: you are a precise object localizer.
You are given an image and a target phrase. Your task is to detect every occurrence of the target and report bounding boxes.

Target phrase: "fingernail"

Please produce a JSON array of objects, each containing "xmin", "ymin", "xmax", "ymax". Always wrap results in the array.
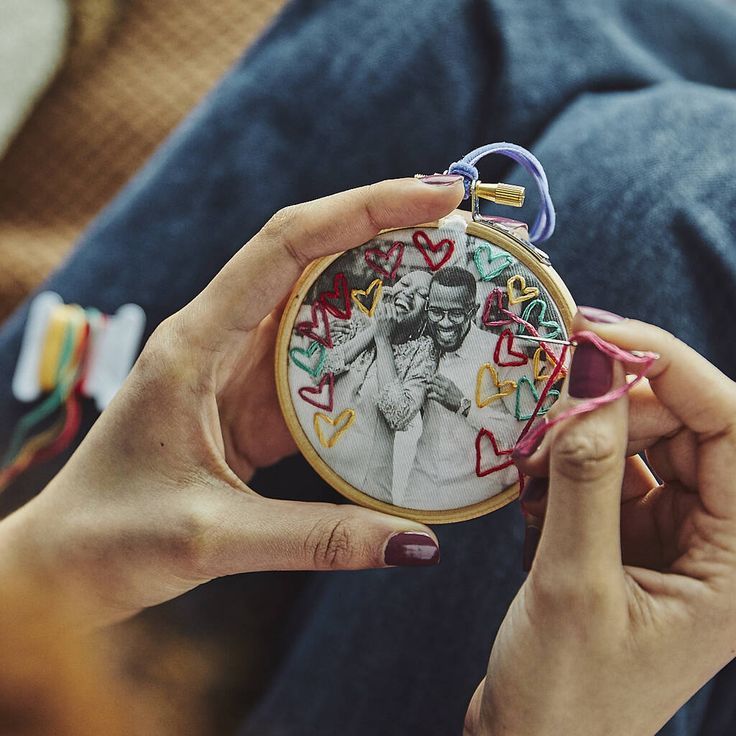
[
  {"xmin": 522, "ymin": 523, "xmax": 542, "ymax": 572},
  {"xmin": 568, "ymin": 342, "xmax": 613, "ymax": 398},
  {"xmin": 520, "ymin": 476, "xmax": 549, "ymax": 506},
  {"xmin": 418, "ymin": 174, "xmax": 464, "ymax": 186},
  {"xmin": 384, "ymin": 532, "xmax": 440, "ymax": 567},
  {"xmin": 578, "ymin": 306, "xmax": 625, "ymax": 324},
  {"xmin": 512, "ymin": 417, "xmax": 547, "ymax": 461}
]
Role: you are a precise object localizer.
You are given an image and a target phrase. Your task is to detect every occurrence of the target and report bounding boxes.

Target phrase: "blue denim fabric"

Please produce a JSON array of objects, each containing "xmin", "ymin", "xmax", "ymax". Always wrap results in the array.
[{"xmin": 1, "ymin": 0, "xmax": 736, "ymax": 733}]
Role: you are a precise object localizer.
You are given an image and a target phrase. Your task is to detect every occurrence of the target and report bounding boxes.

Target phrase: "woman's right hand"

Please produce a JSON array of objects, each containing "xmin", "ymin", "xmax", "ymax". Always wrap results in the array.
[
  {"xmin": 466, "ymin": 313, "xmax": 736, "ymax": 736},
  {"xmin": 373, "ymin": 289, "xmax": 398, "ymax": 343}
]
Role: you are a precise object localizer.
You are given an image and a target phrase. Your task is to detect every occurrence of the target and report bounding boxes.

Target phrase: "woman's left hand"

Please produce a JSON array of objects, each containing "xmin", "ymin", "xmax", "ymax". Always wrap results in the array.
[
  {"xmin": 465, "ymin": 313, "xmax": 736, "ymax": 736},
  {"xmin": 0, "ymin": 178, "xmax": 463, "ymax": 627}
]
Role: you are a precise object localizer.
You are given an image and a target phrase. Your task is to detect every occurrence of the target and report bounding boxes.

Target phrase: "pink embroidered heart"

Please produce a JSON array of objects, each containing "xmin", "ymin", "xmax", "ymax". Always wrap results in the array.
[
  {"xmin": 411, "ymin": 230, "xmax": 454, "ymax": 271},
  {"xmin": 319, "ymin": 272, "xmax": 351, "ymax": 320},
  {"xmin": 475, "ymin": 428, "xmax": 515, "ymax": 478},
  {"xmin": 364, "ymin": 241, "xmax": 404, "ymax": 280},
  {"xmin": 296, "ymin": 301, "xmax": 333, "ymax": 348},
  {"xmin": 481, "ymin": 288, "xmax": 514, "ymax": 328},
  {"xmin": 493, "ymin": 328, "xmax": 528, "ymax": 367},
  {"xmin": 298, "ymin": 372, "xmax": 334, "ymax": 411}
]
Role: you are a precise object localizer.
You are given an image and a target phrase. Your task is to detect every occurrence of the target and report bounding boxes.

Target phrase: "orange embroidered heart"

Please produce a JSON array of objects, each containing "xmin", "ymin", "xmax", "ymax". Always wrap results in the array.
[
  {"xmin": 475, "ymin": 363, "xmax": 517, "ymax": 408},
  {"xmin": 506, "ymin": 275, "xmax": 539, "ymax": 305},
  {"xmin": 533, "ymin": 347, "xmax": 567, "ymax": 381},
  {"xmin": 351, "ymin": 279, "xmax": 383, "ymax": 317},
  {"xmin": 314, "ymin": 409, "xmax": 356, "ymax": 448}
]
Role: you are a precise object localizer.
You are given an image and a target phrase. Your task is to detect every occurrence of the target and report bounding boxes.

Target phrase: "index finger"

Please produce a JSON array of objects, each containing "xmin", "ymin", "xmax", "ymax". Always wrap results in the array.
[
  {"xmin": 192, "ymin": 177, "xmax": 463, "ymax": 345},
  {"xmin": 574, "ymin": 312, "xmax": 736, "ymax": 438}
]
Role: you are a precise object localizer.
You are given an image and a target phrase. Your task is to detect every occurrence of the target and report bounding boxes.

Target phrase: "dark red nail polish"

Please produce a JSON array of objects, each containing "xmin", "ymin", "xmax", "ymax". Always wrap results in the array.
[
  {"xmin": 522, "ymin": 524, "xmax": 541, "ymax": 572},
  {"xmin": 384, "ymin": 532, "xmax": 440, "ymax": 567},
  {"xmin": 568, "ymin": 342, "xmax": 613, "ymax": 398},
  {"xmin": 520, "ymin": 476, "xmax": 549, "ymax": 506},
  {"xmin": 512, "ymin": 417, "xmax": 547, "ymax": 460},
  {"xmin": 578, "ymin": 306, "xmax": 625, "ymax": 324},
  {"xmin": 418, "ymin": 174, "xmax": 464, "ymax": 186}
]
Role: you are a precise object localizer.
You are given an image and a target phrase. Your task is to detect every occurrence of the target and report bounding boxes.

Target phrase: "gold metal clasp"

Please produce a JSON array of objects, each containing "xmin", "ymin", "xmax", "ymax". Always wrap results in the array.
[{"xmin": 474, "ymin": 181, "xmax": 525, "ymax": 208}]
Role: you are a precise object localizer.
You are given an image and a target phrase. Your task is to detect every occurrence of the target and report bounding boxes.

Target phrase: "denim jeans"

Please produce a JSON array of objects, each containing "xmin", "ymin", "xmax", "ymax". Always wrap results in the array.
[{"xmin": 1, "ymin": 0, "xmax": 736, "ymax": 733}]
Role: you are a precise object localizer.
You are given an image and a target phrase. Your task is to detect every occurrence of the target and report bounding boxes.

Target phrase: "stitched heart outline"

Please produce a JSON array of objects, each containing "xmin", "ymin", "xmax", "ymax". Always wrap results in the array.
[
  {"xmin": 475, "ymin": 428, "xmax": 515, "ymax": 478},
  {"xmin": 493, "ymin": 328, "xmax": 528, "ymax": 367},
  {"xmin": 296, "ymin": 301, "xmax": 333, "ymax": 348},
  {"xmin": 298, "ymin": 372, "xmax": 335, "ymax": 411},
  {"xmin": 364, "ymin": 241, "xmax": 404, "ymax": 280},
  {"xmin": 473, "ymin": 242, "xmax": 514, "ymax": 281},
  {"xmin": 289, "ymin": 340, "xmax": 327, "ymax": 377},
  {"xmin": 514, "ymin": 375, "xmax": 560, "ymax": 421},
  {"xmin": 351, "ymin": 278, "xmax": 383, "ymax": 317},
  {"xmin": 481, "ymin": 288, "xmax": 514, "ymax": 328},
  {"xmin": 319, "ymin": 272, "xmax": 351, "ymax": 320},
  {"xmin": 506, "ymin": 274, "xmax": 539, "ymax": 305},
  {"xmin": 412, "ymin": 230, "xmax": 454, "ymax": 271},
  {"xmin": 516, "ymin": 298, "xmax": 562, "ymax": 340},
  {"xmin": 533, "ymin": 347, "xmax": 567, "ymax": 381},
  {"xmin": 314, "ymin": 409, "xmax": 356, "ymax": 448},
  {"xmin": 475, "ymin": 363, "xmax": 517, "ymax": 408}
]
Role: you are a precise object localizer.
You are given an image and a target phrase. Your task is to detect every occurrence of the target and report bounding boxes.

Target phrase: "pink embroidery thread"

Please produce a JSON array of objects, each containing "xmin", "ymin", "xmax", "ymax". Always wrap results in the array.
[
  {"xmin": 298, "ymin": 372, "xmax": 335, "ymax": 411},
  {"xmin": 296, "ymin": 301, "xmax": 333, "ymax": 348},
  {"xmin": 475, "ymin": 428, "xmax": 515, "ymax": 478},
  {"xmin": 319, "ymin": 272, "xmax": 351, "ymax": 320},
  {"xmin": 364, "ymin": 241, "xmax": 405, "ymax": 280},
  {"xmin": 493, "ymin": 328, "xmax": 528, "ymax": 367}
]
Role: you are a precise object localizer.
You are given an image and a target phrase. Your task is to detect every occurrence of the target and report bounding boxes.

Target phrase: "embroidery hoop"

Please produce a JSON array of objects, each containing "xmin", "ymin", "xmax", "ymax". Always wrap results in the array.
[{"xmin": 276, "ymin": 213, "xmax": 575, "ymax": 523}]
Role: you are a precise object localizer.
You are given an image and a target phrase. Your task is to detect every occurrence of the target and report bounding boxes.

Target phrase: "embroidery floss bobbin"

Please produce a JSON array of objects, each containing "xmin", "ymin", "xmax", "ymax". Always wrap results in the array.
[{"xmin": 276, "ymin": 143, "xmax": 576, "ymax": 523}]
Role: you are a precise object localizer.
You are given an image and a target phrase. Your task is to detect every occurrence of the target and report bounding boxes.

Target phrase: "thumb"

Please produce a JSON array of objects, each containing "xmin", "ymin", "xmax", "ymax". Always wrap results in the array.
[
  {"xmin": 203, "ymin": 495, "xmax": 440, "ymax": 574},
  {"xmin": 535, "ymin": 341, "xmax": 628, "ymax": 581}
]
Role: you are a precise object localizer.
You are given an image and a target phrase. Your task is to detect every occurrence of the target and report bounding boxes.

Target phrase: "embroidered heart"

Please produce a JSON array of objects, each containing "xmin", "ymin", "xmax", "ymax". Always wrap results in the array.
[
  {"xmin": 298, "ymin": 372, "xmax": 335, "ymax": 411},
  {"xmin": 412, "ymin": 230, "xmax": 454, "ymax": 271},
  {"xmin": 289, "ymin": 340, "xmax": 326, "ymax": 377},
  {"xmin": 352, "ymin": 278, "xmax": 383, "ymax": 317},
  {"xmin": 481, "ymin": 288, "xmax": 514, "ymax": 328},
  {"xmin": 319, "ymin": 272, "xmax": 351, "ymax": 320},
  {"xmin": 314, "ymin": 409, "xmax": 356, "ymax": 448},
  {"xmin": 475, "ymin": 363, "xmax": 517, "ymax": 408},
  {"xmin": 514, "ymin": 376, "xmax": 560, "ymax": 421},
  {"xmin": 296, "ymin": 301, "xmax": 333, "ymax": 348},
  {"xmin": 506, "ymin": 274, "xmax": 539, "ymax": 305},
  {"xmin": 533, "ymin": 347, "xmax": 566, "ymax": 381},
  {"xmin": 473, "ymin": 242, "xmax": 514, "ymax": 281},
  {"xmin": 516, "ymin": 299, "xmax": 562, "ymax": 340},
  {"xmin": 493, "ymin": 328, "xmax": 528, "ymax": 367},
  {"xmin": 475, "ymin": 428, "xmax": 515, "ymax": 478},
  {"xmin": 364, "ymin": 241, "xmax": 404, "ymax": 280}
]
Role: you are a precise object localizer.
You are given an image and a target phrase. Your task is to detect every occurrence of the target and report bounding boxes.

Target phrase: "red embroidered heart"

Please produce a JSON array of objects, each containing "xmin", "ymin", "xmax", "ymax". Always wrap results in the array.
[
  {"xmin": 364, "ymin": 241, "xmax": 404, "ymax": 280},
  {"xmin": 493, "ymin": 328, "xmax": 528, "ymax": 367},
  {"xmin": 475, "ymin": 428, "xmax": 515, "ymax": 478},
  {"xmin": 411, "ymin": 230, "xmax": 454, "ymax": 271},
  {"xmin": 296, "ymin": 302, "xmax": 333, "ymax": 348},
  {"xmin": 298, "ymin": 372, "xmax": 334, "ymax": 411},
  {"xmin": 319, "ymin": 272, "xmax": 351, "ymax": 320},
  {"xmin": 481, "ymin": 288, "xmax": 514, "ymax": 328}
]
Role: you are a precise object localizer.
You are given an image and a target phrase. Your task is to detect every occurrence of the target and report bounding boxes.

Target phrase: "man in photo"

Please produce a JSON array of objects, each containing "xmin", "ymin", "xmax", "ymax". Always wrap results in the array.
[{"xmin": 404, "ymin": 267, "xmax": 518, "ymax": 510}]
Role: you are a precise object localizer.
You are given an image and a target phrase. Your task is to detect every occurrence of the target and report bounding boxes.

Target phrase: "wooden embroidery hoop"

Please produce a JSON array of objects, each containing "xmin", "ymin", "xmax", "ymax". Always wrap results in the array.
[{"xmin": 275, "ymin": 209, "xmax": 576, "ymax": 524}]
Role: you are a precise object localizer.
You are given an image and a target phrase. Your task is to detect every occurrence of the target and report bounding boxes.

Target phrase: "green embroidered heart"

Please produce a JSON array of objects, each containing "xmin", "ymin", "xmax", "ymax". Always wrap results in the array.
[
  {"xmin": 516, "ymin": 298, "xmax": 562, "ymax": 340},
  {"xmin": 515, "ymin": 375, "xmax": 560, "ymax": 421},
  {"xmin": 289, "ymin": 340, "xmax": 326, "ymax": 377},
  {"xmin": 473, "ymin": 242, "xmax": 514, "ymax": 281}
]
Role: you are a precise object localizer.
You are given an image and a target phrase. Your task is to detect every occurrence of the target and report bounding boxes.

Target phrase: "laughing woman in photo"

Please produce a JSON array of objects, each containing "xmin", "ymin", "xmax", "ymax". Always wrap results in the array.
[{"xmin": 322, "ymin": 270, "xmax": 437, "ymax": 503}]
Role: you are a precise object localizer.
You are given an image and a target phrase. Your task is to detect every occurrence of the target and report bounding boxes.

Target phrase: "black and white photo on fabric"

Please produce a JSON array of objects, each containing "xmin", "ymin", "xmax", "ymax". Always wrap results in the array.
[{"xmin": 284, "ymin": 216, "xmax": 569, "ymax": 514}]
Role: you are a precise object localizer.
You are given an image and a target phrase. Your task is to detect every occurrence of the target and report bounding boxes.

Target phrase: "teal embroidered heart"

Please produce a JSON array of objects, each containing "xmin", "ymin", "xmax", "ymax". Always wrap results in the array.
[
  {"xmin": 515, "ymin": 375, "xmax": 560, "ymax": 421},
  {"xmin": 516, "ymin": 299, "xmax": 562, "ymax": 340},
  {"xmin": 473, "ymin": 242, "xmax": 514, "ymax": 281},
  {"xmin": 289, "ymin": 340, "xmax": 326, "ymax": 377}
]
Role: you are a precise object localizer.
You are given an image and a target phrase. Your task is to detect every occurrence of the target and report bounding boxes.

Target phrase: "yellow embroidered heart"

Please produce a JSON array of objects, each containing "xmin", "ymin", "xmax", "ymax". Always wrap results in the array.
[
  {"xmin": 506, "ymin": 275, "xmax": 539, "ymax": 305},
  {"xmin": 314, "ymin": 409, "xmax": 356, "ymax": 448},
  {"xmin": 533, "ymin": 347, "xmax": 566, "ymax": 381},
  {"xmin": 475, "ymin": 363, "xmax": 517, "ymax": 408},
  {"xmin": 351, "ymin": 278, "xmax": 383, "ymax": 317}
]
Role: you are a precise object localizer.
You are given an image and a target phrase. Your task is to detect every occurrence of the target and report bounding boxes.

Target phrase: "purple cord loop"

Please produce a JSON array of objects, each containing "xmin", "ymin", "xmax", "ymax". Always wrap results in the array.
[{"xmin": 446, "ymin": 142, "xmax": 556, "ymax": 244}]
